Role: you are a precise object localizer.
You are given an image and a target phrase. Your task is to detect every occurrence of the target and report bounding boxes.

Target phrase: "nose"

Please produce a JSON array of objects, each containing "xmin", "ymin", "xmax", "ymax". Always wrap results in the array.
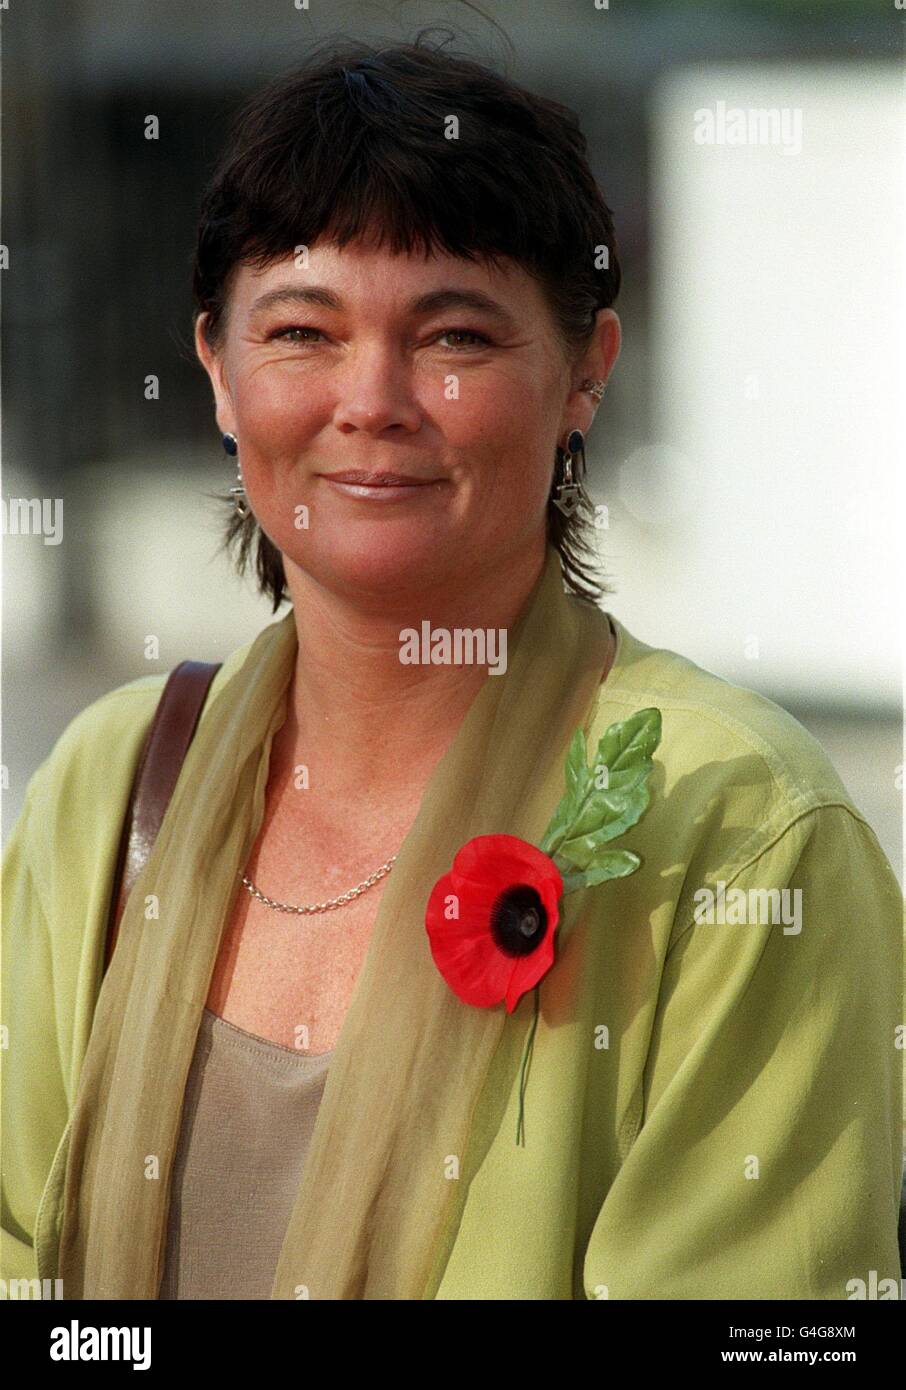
[{"xmin": 332, "ymin": 345, "xmax": 423, "ymax": 436}]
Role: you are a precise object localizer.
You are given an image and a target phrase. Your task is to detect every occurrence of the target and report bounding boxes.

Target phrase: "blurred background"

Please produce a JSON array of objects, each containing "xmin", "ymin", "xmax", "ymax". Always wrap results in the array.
[{"xmin": 2, "ymin": 0, "xmax": 903, "ymax": 883}]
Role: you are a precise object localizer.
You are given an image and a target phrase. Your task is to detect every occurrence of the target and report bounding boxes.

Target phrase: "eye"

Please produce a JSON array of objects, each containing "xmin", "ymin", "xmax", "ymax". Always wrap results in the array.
[
  {"xmin": 434, "ymin": 327, "xmax": 492, "ymax": 350},
  {"xmin": 269, "ymin": 326, "xmax": 325, "ymax": 345}
]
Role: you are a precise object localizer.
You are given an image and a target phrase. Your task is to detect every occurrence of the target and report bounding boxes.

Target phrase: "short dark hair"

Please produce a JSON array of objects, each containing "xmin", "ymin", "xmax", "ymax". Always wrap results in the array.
[{"xmin": 192, "ymin": 36, "xmax": 621, "ymax": 611}]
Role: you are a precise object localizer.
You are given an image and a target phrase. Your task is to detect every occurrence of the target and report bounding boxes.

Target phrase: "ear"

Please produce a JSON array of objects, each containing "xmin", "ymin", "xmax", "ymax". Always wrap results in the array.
[
  {"xmin": 194, "ymin": 312, "xmax": 237, "ymax": 439},
  {"xmin": 558, "ymin": 309, "xmax": 621, "ymax": 448}
]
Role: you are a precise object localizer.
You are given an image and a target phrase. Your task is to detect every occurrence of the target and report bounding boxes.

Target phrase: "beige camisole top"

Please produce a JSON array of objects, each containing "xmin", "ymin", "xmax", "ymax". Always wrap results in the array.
[{"xmin": 157, "ymin": 1007, "xmax": 334, "ymax": 1300}]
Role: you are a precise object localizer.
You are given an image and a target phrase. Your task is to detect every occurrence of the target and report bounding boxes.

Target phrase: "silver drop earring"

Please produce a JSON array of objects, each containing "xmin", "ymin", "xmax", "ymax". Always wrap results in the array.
[
  {"xmin": 552, "ymin": 428, "xmax": 587, "ymax": 517},
  {"xmin": 222, "ymin": 432, "xmax": 250, "ymax": 518},
  {"xmin": 552, "ymin": 379, "xmax": 606, "ymax": 516}
]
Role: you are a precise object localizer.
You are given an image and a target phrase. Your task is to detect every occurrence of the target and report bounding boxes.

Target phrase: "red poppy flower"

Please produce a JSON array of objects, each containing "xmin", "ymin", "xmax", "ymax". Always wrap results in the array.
[{"xmin": 425, "ymin": 834, "xmax": 564, "ymax": 1014}]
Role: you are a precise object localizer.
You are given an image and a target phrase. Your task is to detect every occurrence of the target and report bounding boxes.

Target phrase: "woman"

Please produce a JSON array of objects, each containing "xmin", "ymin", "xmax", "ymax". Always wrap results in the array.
[{"xmin": 2, "ymin": 40, "xmax": 902, "ymax": 1302}]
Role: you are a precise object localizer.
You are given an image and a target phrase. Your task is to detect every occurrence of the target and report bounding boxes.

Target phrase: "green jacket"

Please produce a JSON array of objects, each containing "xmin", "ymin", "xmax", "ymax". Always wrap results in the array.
[{"xmin": 2, "ymin": 620, "xmax": 903, "ymax": 1298}]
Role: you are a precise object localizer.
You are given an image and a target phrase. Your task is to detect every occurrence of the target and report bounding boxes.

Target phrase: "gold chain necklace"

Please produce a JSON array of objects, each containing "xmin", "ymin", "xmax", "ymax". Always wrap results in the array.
[{"xmin": 241, "ymin": 854, "xmax": 398, "ymax": 915}]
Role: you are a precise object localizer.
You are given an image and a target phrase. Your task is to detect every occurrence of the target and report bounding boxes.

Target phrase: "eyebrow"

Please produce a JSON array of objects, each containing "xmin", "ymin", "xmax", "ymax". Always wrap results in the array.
[{"xmin": 248, "ymin": 284, "xmax": 519, "ymax": 331}]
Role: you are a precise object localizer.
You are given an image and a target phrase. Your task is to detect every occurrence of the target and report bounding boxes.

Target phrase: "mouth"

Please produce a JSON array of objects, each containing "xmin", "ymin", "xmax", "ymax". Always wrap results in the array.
[{"xmin": 318, "ymin": 470, "xmax": 446, "ymax": 501}]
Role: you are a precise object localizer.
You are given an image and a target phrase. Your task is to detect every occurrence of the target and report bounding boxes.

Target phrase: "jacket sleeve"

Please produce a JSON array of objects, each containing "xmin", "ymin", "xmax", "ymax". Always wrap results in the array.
[
  {"xmin": 1, "ymin": 778, "xmax": 71, "ymax": 1285},
  {"xmin": 583, "ymin": 802, "xmax": 904, "ymax": 1299},
  {"xmin": 1, "ymin": 681, "xmax": 165, "ymax": 1290}
]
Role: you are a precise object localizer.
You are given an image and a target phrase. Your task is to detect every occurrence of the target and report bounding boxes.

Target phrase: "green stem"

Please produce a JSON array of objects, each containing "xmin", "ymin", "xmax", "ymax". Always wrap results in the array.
[{"xmin": 515, "ymin": 985, "xmax": 541, "ymax": 1147}]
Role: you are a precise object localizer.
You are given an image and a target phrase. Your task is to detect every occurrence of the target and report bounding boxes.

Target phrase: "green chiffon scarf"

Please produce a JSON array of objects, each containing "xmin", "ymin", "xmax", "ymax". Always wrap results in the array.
[{"xmin": 57, "ymin": 544, "xmax": 612, "ymax": 1299}]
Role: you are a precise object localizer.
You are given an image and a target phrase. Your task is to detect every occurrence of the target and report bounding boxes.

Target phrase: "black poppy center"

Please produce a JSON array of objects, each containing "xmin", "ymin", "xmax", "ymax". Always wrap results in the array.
[{"xmin": 489, "ymin": 884, "xmax": 548, "ymax": 957}]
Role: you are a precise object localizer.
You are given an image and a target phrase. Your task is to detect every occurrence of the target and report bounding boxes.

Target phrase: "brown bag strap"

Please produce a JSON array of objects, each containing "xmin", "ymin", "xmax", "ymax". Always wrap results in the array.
[{"xmin": 104, "ymin": 660, "xmax": 222, "ymax": 973}]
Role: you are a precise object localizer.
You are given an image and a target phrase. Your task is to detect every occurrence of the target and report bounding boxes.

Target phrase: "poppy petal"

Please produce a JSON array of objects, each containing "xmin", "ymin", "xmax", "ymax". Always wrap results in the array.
[
  {"xmin": 431, "ymin": 930, "xmax": 515, "ymax": 1008},
  {"xmin": 504, "ymin": 930, "xmax": 556, "ymax": 1012},
  {"xmin": 453, "ymin": 834, "xmax": 561, "ymax": 895},
  {"xmin": 425, "ymin": 833, "xmax": 564, "ymax": 1013}
]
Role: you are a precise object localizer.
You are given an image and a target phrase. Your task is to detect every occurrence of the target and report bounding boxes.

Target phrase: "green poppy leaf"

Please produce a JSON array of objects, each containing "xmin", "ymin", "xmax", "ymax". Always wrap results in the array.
[
  {"xmin": 541, "ymin": 708, "xmax": 662, "ymax": 861},
  {"xmin": 593, "ymin": 707, "xmax": 662, "ymax": 776},
  {"xmin": 555, "ymin": 785, "xmax": 654, "ymax": 868},
  {"xmin": 564, "ymin": 728, "xmax": 592, "ymax": 800},
  {"xmin": 539, "ymin": 730, "xmax": 591, "ymax": 855},
  {"xmin": 560, "ymin": 850, "xmax": 641, "ymax": 894}
]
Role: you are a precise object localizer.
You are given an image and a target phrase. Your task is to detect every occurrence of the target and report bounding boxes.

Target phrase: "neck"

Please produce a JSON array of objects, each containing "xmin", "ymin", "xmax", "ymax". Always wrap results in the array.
[{"xmin": 278, "ymin": 543, "xmax": 549, "ymax": 795}]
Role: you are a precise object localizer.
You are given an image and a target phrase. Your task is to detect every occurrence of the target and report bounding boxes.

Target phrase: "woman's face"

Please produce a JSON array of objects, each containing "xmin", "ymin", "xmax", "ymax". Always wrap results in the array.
[{"xmin": 196, "ymin": 239, "xmax": 619, "ymax": 603}]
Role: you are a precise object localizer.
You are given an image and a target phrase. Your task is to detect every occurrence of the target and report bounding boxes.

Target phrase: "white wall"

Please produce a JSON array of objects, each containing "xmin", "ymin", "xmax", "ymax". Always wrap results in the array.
[{"xmin": 597, "ymin": 62, "xmax": 902, "ymax": 712}]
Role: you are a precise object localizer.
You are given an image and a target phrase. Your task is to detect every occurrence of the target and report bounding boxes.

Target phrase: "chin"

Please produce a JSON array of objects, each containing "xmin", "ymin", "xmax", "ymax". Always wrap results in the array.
[{"xmin": 285, "ymin": 522, "xmax": 462, "ymax": 602}]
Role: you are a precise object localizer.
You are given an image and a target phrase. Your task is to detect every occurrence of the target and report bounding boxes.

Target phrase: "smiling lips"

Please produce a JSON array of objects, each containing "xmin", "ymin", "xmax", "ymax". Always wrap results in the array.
[
  {"xmin": 323, "ymin": 471, "xmax": 439, "ymax": 485},
  {"xmin": 319, "ymin": 470, "xmax": 445, "ymax": 500}
]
